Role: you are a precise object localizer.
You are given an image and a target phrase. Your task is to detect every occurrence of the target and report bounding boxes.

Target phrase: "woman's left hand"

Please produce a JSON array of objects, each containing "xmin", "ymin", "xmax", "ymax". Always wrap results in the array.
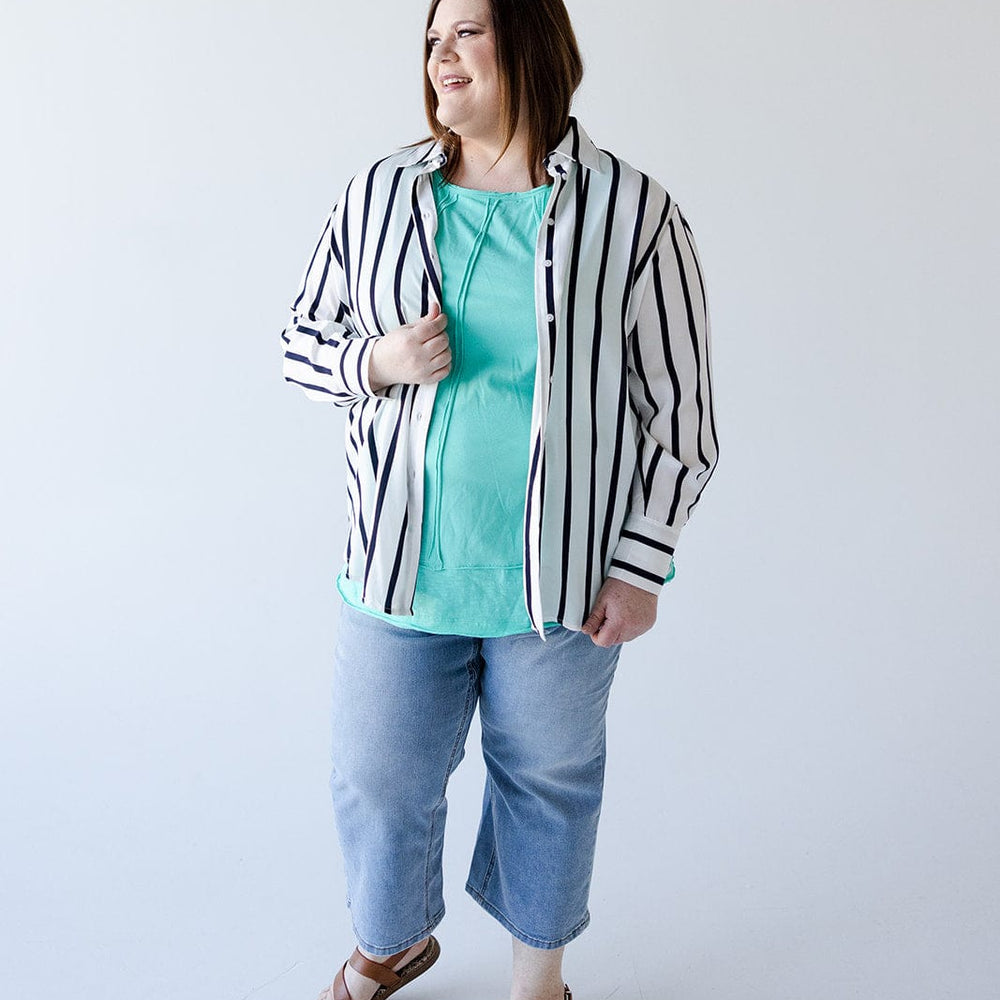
[{"xmin": 580, "ymin": 578, "xmax": 658, "ymax": 646}]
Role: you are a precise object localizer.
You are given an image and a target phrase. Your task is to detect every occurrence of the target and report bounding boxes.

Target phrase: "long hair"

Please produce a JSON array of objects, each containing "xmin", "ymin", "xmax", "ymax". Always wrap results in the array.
[{"xmin": 408, "ymin": 0, "xmax": 584, "ymax": 186}]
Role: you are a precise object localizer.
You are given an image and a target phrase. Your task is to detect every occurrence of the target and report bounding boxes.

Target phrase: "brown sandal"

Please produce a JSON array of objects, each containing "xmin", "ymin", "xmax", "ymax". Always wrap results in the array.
[{"xmin": 329, "ymin": 936, "xmax": 440, "ymax": 1000}]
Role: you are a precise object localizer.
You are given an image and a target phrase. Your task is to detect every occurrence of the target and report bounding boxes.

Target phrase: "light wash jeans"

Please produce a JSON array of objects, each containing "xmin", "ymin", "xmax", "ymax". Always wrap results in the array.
[{"xmin": 328, "ymin": 599, "xmax": 623, "ymax": 955}]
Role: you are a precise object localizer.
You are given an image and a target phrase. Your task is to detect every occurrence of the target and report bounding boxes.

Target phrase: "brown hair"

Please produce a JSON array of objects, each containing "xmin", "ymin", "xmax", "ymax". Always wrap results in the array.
[{"xmin": 410, "ymin": 0, "xmax": 584, "ymax": 187}]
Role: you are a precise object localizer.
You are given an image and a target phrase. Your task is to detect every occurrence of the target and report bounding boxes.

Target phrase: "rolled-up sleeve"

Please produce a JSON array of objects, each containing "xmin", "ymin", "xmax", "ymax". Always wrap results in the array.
[
  {"xmin": 280, "ymin": 198, "xmax": 387, "ymax": 406},
  {"xmin": 608, "ymin": 202, "xmax": 720, "ymax": 594}
]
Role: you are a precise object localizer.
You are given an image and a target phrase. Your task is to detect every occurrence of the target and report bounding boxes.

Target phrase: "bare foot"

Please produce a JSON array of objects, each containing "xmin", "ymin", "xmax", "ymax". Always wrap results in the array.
[{"xmin": 317, "ymin": 938, "xmax": 430, "ymax": 1000}]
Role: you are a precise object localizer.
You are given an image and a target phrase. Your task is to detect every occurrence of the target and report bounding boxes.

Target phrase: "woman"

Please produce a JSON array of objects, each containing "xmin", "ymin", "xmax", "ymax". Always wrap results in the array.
[{"xmin": 280, "ymin": 1, "xmax": 719, "ymax": 997}]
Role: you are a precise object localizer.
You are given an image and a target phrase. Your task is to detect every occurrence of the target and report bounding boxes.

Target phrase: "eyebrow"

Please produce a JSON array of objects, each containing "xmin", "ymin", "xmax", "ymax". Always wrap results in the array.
[{"xmin": 427, "ymin": 20, "xmax": 487, "ymax": 36}]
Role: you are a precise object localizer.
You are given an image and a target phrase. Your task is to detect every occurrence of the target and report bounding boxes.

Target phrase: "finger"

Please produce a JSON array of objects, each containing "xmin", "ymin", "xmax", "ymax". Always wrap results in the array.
[
  {"xmin": 419, "ymin": 312, "xmax": 449, "ymax": 339},
  {"xmin": 428, "ymin": 343, "xmax": 451, "ymax": 366},
  {"xmin": 593, "ymin": 618, "xmax": 619, "ymax": 646}
]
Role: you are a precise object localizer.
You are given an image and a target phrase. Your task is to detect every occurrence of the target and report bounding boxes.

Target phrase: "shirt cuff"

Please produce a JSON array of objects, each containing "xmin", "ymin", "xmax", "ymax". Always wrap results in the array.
[
  {"xmin": 348, "ymin": 336, "xmax": 390, "ymax": 398},
  {"xmin": 607, "ymin": 512, "xmax": 679, "ymax": 595}
]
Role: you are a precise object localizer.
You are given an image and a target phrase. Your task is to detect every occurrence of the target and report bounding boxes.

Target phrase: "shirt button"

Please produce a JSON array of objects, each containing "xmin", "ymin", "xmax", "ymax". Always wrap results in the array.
[
  {"xmin": 546, "ymin": 313, "xmax": 555, "ymax": 322},
  {"xmin": 547, "ymin": 218, "xmax": 555, "ymax": 226},
  {"xmin": 544, "ymin": 260, "xmax": 552, "ymax": 267}
]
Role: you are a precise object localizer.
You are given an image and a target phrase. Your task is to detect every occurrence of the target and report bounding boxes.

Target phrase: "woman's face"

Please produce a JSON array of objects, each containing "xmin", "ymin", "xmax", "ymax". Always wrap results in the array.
[{"xmin": 426, "ymin": 0, "xmax": 502, "ymax": 139}]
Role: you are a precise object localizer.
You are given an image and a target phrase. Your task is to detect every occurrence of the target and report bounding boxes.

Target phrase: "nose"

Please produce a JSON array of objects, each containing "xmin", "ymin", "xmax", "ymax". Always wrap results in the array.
[{"xmin": 429, "ymin": 37, "xmax": 455, "ymax": 65}]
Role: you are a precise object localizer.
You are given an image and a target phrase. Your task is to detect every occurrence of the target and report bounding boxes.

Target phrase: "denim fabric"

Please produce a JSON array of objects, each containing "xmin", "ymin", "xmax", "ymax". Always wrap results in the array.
[{"xmin": 328, "ymin": 599, "xmax": 623, "ymax": 954}]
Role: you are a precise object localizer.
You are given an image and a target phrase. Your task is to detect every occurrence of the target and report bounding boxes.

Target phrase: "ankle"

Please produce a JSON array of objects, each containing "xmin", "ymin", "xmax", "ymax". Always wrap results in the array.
[
  {"xmin": 510, "ymin": 937, "xmax": 565, "ymax": 1000},
  {"xmin": 358, "ymin": 936, "xmax": 429, "ymax": 969},
  {"xmin": 509, "ymin": 984, "xmax": 565, "ymax": 1000}
]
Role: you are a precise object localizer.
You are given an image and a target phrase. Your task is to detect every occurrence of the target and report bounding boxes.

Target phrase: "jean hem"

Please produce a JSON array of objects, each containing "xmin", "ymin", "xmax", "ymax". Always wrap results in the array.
[
  {"xmin": 351, "ymin": 905, "xmax": 446, "ymax": 956},
  {"xmin": 464, "ymin": 882, "xmax": 590, "ymax": 949}
]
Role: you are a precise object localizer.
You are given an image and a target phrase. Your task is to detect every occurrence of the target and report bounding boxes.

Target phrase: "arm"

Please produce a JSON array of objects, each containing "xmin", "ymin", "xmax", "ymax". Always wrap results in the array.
[
  {"xmin": 279, "ymin": 198, "xmax": 388, "ymax": 406},
  {"xmin": 607, "ymin": 202, "xmax": 720, "ymax": 594}
]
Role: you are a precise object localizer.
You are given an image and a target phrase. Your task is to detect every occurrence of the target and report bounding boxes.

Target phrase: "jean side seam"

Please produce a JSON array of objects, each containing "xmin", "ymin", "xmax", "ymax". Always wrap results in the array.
[
  {"xmin": 424, "ymin": 799, "xmax": 441, "ymax": 929},
  {"xmin": 423, "ymin": 648, "xmax": 479, "ymax": 924},
  {"xmin": 478, "ymin": 782, "xmax": 498, "ymax": 893},
  {"xmin": 482, "ymin": 844, "xmax": 497, "ymax": 893}
]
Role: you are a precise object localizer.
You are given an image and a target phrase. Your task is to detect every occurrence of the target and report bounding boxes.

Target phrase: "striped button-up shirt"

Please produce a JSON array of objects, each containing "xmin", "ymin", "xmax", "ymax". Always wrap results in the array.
[{"xmin": 280, "ymin": 116, "xmax": 719, "ymax": 641}]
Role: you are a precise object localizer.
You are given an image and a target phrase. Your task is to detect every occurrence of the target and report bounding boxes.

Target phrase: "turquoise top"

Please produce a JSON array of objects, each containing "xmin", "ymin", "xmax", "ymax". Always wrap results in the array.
[
  {"xmin": 337, "ymin": 168, "xmax": 672, "ymax": 635},
  {"xmin": 338, "ymin": 169, "xmax": 559, "ymax": 635}
]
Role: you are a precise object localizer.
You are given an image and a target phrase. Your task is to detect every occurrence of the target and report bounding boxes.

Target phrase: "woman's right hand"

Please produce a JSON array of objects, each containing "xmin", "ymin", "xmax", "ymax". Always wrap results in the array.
[{"xmin": 367, "ymin": 302, "xmax": 452, "ymax": 392}]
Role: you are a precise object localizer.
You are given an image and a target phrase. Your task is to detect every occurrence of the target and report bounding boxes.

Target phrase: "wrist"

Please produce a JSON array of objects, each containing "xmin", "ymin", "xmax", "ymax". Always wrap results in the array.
[{"xmin": 368, "ymin": 339, "xmax": 388, "ymax": 393}]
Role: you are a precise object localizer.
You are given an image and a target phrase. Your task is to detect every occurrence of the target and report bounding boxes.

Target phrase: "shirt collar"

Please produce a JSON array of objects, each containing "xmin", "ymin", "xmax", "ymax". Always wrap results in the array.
[
  {"xmin": 404, "ymin": 115, "xmax": 605, "ymax": 176},
  {"xmin": 543, "ymin": 116, "xmax": 605, "ymax": 175}
]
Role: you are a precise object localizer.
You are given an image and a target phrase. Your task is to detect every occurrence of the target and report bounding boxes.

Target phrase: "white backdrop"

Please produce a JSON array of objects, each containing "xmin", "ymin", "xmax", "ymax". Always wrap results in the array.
[{"xmin": 2, "ymin": 2, "xmax": 998, "ymax": 998}]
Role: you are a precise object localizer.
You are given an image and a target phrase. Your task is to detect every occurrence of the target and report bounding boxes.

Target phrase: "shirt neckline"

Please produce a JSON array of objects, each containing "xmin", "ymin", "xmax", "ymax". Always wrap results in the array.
[{"xmin": 432, "ymin": 168, "xmax": 551, "ymax": 201}]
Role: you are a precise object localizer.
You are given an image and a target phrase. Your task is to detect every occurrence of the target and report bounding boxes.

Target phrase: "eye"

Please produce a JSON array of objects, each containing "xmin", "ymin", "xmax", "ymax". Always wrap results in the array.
[{"xmin": 427, "ymin": 28, "xmax": 479, "ymax": 46}]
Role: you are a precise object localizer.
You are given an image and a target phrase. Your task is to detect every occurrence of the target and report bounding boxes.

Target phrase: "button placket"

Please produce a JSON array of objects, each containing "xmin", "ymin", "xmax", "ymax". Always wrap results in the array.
[
  {"xmin": 404, "ymin": 164, "xmax": 446, "ymax": 596},
  {"xmin": 524, "ymin": 166, "xmax": 569, "ymax": 636}
]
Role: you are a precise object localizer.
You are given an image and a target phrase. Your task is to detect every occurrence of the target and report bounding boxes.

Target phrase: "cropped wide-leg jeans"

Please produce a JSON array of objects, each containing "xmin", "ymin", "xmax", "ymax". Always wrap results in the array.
[{"xmin": 328, "ymin": 600, "xmax": 623, "ymax": 955}]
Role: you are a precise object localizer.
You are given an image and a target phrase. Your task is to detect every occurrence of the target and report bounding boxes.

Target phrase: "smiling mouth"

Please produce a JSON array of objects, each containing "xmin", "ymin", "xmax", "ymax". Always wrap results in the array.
[{"xmin": 440, "ymin": 76, "xmax": 472, "ymax": 91}]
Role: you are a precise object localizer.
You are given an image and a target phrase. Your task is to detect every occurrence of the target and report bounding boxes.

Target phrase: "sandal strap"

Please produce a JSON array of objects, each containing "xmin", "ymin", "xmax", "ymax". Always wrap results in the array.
[
  {"xmin": 331, "ymin": 962, "xmax": 353, "ymax": 1000},
  {"xmin": 347, "ymin": 946, "xmax": 412, "ymax": 987}
]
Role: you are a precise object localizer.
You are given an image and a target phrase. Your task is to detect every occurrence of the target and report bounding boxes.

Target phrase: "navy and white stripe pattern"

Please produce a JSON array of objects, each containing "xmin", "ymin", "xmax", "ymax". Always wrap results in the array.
[{"xmin": 281, "ymin": 117, "xmax": 719, "ymax": 641}]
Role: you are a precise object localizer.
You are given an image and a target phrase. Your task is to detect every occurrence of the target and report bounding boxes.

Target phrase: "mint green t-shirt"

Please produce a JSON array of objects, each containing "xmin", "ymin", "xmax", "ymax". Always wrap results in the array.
[{"xmin": 337, "ymin": 169, "xmax": 560, "ymax": 635}]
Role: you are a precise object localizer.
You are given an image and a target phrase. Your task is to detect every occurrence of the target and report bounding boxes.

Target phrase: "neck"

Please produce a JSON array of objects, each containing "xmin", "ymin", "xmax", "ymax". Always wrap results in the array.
[{"xmin": 450, "ymin": 122, "xmax": 546, "ymax": 191}]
